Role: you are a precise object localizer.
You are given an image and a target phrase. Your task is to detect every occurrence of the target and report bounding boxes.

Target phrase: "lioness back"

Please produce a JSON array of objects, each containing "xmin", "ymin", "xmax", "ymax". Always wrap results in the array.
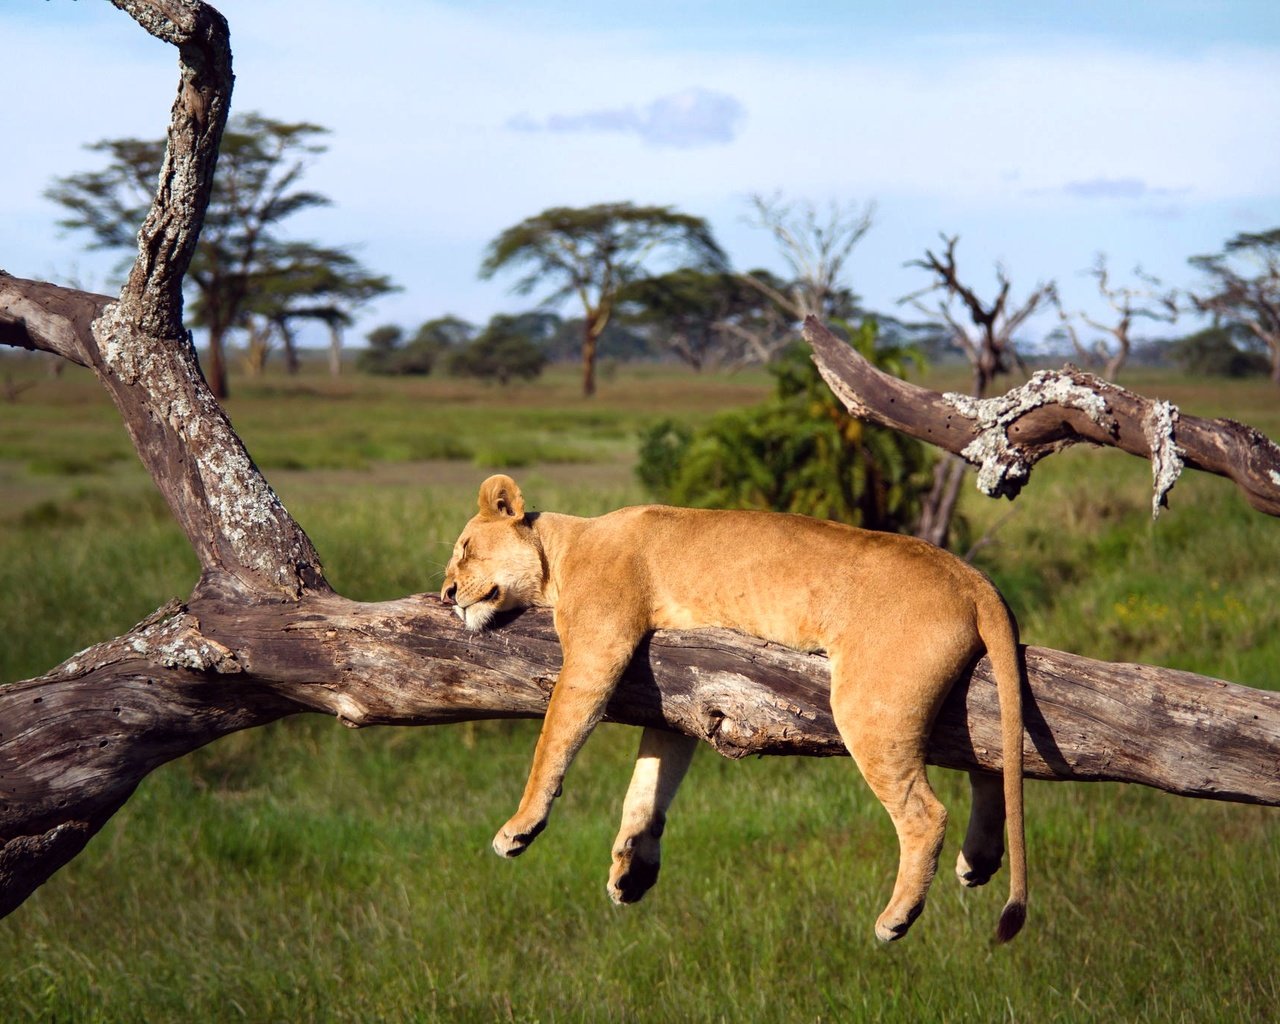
[{"xmin": 569, "ymin": 505, "xmax": 993, "ymax": 657}]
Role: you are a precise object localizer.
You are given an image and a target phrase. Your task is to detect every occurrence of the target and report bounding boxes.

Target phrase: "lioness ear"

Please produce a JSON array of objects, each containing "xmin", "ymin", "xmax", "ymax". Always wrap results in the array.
[{"xmin": 477, "ymin": 474, "xmax": 525, "ymax": 519}]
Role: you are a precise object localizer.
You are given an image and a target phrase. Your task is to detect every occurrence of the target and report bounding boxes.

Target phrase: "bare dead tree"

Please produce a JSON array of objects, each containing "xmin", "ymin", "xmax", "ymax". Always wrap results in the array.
[
  {"xmin": 901, "ymin": 236, "xmax": 1058, "ymax": 547},
  {"xmin": 2, "ymin": 2, "xmax": 1278, "ymax": 928},
  {"xmin": 741, "ymin": 193, "xmax": 875, "ymax": 320},
  {"xmin": 903, "ymin": 235, "xmax": 1057, "ymax": 398},
  {"xmin": 1055, "ymin": 255, "xmax": 1178, "ymax": 381},
  {"xmin": 714, "ymin": 194, "xmax": 877, "ymax": 367}
]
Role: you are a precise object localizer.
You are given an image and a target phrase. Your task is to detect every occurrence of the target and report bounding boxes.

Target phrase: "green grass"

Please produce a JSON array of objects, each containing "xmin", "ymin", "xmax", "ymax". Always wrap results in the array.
[{"xmin": 2, "ymin": 358, "xmax": 1278, "ymax": 1022}]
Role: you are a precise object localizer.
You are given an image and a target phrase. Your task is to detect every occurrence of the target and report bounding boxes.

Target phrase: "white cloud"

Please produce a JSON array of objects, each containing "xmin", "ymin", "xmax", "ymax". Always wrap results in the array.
[
  {"xmin": 507, "ymin": 87, "xmax": 745, "ymax": 148},
  {"xmin": 1055, "ymin": 178, "xmax": 1192, "ymax": 200}
]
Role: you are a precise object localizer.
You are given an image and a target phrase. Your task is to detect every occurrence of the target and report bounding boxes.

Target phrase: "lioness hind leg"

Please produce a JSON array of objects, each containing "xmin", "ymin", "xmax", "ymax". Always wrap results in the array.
[
  {"xmin": 607, "ymin": 728, "xmax": 698, "ymax": 904},
  {"xmin": 832, "ymin": 688, "xmax": 947, "ymax": 943},
  {"xmin": 957, "ymin": 771, "xmax": 1005, "ymax": 888}
]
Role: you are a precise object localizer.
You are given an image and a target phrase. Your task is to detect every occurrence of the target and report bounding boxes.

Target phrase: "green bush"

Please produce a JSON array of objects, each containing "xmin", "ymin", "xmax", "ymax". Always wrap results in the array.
[{"xmin": 636, "ymin": 321, "xmax": 933, "ymax": 532}]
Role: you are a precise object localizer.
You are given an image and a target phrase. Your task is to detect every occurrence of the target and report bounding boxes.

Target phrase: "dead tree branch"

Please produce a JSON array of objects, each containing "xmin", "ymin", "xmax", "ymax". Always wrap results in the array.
[
  {"xmin": 804, "ymin": 316, "xmax": 1280, "ymax": 518},
  {"xmin": 4, "ymin": 594, "xmax": 1278, "ymax": 920}
]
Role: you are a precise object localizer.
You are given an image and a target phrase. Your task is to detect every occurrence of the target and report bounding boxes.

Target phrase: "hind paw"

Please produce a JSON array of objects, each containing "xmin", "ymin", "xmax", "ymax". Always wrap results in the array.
[
  {"xmin": 955, "ymin": 848, "xmax": 1001, "ymax": 888},
  {"xmin": 607, "ymin": 858, "xmax": 660, "ymax": 904}
]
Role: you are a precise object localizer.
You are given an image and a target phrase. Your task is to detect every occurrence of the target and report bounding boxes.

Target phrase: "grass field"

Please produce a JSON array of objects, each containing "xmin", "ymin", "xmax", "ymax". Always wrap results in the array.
[{"xmin": 2, "ymin": 355, "xmax": 1278, "ymax": 1022}]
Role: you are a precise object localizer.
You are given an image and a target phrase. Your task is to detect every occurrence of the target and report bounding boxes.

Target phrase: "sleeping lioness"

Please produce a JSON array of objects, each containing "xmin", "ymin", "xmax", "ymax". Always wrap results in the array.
[{"xmin": 441, "ymin": 474, "xmax": 1028, "ymax": 943}]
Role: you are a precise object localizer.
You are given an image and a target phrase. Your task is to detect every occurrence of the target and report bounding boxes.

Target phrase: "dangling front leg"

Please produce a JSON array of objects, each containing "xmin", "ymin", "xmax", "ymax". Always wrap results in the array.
[
  {"xmin": 607, "ymin": 728, "xmax": 698, "ymax": 903},
  {"xmin": 493, "ymin": 621, "xmax": 644, "ymax": 858}
]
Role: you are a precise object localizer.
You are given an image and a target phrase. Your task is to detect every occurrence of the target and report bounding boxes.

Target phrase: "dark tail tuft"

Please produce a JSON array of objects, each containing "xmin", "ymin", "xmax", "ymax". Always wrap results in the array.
[{"xmin": 996, "ymin": 900, "xmax": 1026, "ymax": 944}]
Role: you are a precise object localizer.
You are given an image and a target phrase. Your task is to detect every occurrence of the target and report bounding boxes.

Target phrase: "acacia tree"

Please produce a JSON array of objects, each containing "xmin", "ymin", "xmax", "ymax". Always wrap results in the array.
[
  {"xmin": 246, "ymin": 242, "xmax": 397, "ymax": 377},
  {"xmin": 2, "ymin": 0, "xmax": 1279, "ymax": 929},
  {"xmin": 1189, "ymin": 228, "xmax": 1280, "ymax": 385},
  {"xmin": 479, "ymin": 202, "xmax": 726, "ymax": 397},
  {"xmin": 1054, "ymin": 255, "xmax": 1177, "ymax": 381},
  {"xmin": 47, "ymin": 113, "xmax": 393, "ymax": 398}
]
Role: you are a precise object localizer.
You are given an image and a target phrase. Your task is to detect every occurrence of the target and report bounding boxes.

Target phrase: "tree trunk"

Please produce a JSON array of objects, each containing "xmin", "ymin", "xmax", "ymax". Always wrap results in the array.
[
  {"xmin": 1103, "ymin": 342, "xmax": 1128, "ymax": 383},
  {"xmin": 281, "ymin": 319, "xmax": 300, "ymax": 375},
  {"xmin": 915, "ymin": 453, "xmax": 967, "ymax": 548},
  {"xmin": 206, "ymin": 322, "xmax": 230, "ymax": 399},
  {"xmin": 328, "ymin": 322, "xmax": 343, "ymax": 378},
  {"xmin": 581, "ymin": 317, "xmax": 598, "ymax": 397},
  {"xmin": 244, "ymin": 319, "xmax": 270, "ymax": 376}
]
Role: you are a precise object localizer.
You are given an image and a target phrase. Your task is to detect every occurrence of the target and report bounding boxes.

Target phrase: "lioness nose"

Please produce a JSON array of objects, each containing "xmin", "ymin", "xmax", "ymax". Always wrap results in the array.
[{"xmin": 442, "ymin": 583, "xmax": 457, "ymax": 605}]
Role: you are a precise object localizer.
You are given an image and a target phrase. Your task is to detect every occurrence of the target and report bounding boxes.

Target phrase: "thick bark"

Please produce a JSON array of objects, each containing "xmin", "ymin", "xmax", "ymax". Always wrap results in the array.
[
  {"xmin": 5, "ymin": 593, "xmax": 1277, "ymax": 919},
  {"xmin": 804, "ymin": 316, "xmax": 1280, "ymax": 519}
]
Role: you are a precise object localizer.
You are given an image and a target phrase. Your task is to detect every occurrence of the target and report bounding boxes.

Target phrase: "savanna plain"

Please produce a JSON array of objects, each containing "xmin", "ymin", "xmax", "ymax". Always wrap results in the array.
[{"xmin": 1, "ymin": 357, "xmax": 1277, "ymax": 1023}]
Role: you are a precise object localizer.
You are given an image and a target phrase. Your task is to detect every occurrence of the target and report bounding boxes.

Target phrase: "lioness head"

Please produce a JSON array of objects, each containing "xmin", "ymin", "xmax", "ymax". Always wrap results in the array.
[{"xmin": 441, "ymin": 474, "xmax": 544, "ymax": 631}]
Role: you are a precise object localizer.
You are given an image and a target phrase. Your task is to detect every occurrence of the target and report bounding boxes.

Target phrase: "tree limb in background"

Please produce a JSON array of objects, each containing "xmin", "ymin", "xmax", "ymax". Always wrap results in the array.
[{"xmin": 804, "ymin": 316, "xmax": 1280, "ymax": 518}]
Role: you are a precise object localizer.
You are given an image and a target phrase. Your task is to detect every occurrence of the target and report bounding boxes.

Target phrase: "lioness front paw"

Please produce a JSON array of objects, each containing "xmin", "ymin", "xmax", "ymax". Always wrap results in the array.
[
  {"xmin": 492, "ymin": 819, "xmax": 545, "ymax": 858},
  {"xmin": 874, "ymin": 902, "xmax": 924, "ymax": 943}
]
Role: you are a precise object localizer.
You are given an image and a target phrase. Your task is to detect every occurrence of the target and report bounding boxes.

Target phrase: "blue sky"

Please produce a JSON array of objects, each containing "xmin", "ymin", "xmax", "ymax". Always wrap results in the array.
[{"xmin": 5, "ymin": 1, "xmax": 1279, "ymax": 348}]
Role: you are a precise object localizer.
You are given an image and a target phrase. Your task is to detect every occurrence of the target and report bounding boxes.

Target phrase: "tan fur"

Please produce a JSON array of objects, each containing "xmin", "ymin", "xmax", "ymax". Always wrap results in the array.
[{"xmin": 442, "ymin": 474, "xmax": 1028, "ymax": 942}]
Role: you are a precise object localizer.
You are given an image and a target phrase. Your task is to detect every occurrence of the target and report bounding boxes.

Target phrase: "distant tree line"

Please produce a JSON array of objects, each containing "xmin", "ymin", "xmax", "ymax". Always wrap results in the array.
[
  {"xmin": 44, "ymin": 109, "xmax": 1279, "ymax": 548},
  {"xmin": 48, "ymin": 113, "xmax": 1280, "ymax": 399}
]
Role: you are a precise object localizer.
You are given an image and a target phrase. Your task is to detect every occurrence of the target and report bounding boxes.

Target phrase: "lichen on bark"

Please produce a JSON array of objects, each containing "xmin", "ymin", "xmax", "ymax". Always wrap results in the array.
[
  {"xmin": 1144, "ymin": 400, "xmax": 1184, "ymax": 519},
  {"xmin": 942, "ymin": 370, "xmax": 1115, "ymax": 499}
]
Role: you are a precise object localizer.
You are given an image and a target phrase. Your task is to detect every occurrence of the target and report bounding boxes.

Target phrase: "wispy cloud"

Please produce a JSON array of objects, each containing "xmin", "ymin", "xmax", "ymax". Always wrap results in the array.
[
  {"xmin": 507, "ymin": 87, "xmax": 746, "ymax": 148},
  {"xmin": 1058, "ymin": 177, "xmax": 1190, "ymax": 200}
]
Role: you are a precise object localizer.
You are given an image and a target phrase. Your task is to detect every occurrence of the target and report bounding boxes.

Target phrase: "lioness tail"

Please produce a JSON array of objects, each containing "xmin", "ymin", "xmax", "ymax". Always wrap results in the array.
[{"xmin": 978, "ymin": 591, "xmax": 1028, "ymax": 944}]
